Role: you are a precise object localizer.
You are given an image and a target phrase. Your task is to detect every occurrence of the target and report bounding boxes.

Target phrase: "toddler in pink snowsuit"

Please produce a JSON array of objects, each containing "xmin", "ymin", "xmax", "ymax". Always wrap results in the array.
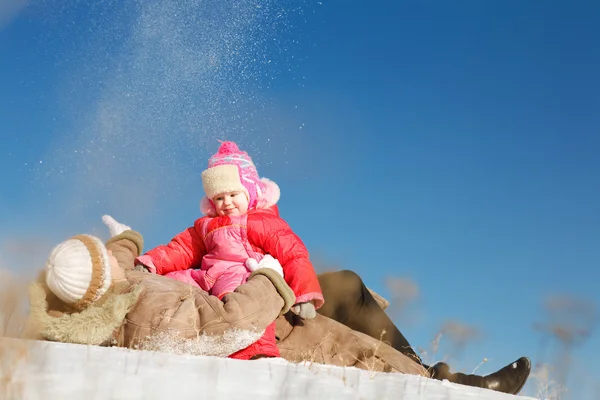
[{"xmin": 136, "ymin": 141, "xmax": 324, "ymax": 360}]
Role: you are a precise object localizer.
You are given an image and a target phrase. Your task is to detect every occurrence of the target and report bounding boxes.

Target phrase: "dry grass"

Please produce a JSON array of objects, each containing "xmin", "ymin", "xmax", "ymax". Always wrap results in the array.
[
  {"xmin": 291, "ymin": 327, "xmax": 429, "ymax": 382},
  {"xmin": 525, "ymin": 292, "xmax": 599, "ymax": 399},
  {"xmin": 415, "ymin": 319, "xmax": 482, "ymax": 371},
  {"xmin": 0, "ymin": 338, "xmax": 30, "ymax": 400},
  {"xmin": 0, "ymin": 270, "xmax": 33, "ymax": 338},
  {"xmin": 0, "ymin": 269, "xmax": 37, "ymax": 400},
  {"xmin": 384, "ymin": 276, "xmax": 420, "ymax": 312},
  {"xmin": 352, "ymin": 329, "xmax": 388, "ymax": 379},
  {"xmin": 529, "ymin": 363, "xmax": 568, "ymax": 400},
  {"xmin": 381, "ymin": 274, "xmax": 484, "ymax": 373},
  {"xmin": 294, "ymin": 331, "xmax": 336, "ymax": 371},
  {"xmin": 291, "ymin": 333, "xmax": 386, "ymax": 381}
]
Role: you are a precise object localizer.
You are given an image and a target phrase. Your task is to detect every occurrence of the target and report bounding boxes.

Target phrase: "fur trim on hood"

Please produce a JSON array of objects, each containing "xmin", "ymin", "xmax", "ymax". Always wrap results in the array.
[
  {"xmin": 28, "ymin": 280, "xmax": 142, "ymax": 346},
  {"xmin": 200, "ymin": 177, "xmax": 280, "ymax": 217}
]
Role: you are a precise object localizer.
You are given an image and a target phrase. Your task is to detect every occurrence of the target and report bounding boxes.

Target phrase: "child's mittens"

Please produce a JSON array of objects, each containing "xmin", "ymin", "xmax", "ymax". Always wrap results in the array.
[
  {"xmin": 102, "ymin": 215, "xmax": 132, "ymax": 237},
  {"xmin": 291, "ymin": 301, "xmax": 316, "ymax": 319},
  {"xmin": 245, "ymin": 254, "xmax": 284, "ymax": 278}
]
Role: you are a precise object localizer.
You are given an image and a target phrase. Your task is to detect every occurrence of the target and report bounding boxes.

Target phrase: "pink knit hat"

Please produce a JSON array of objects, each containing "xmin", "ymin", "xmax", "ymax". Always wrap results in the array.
[{"xmin": 200, "ymin": 141, "xmax": 280, "ymax": 216}]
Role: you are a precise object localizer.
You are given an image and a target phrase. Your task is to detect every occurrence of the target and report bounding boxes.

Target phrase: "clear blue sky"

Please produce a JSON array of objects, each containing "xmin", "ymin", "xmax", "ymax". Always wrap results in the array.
[{"xmin": 1, "ymin": 1, "xmax": 599, "ymax": 397}]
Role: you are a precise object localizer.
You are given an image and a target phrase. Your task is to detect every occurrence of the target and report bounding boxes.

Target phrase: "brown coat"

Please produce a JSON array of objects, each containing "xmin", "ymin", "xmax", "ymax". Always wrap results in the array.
[{"xmin": 28, "ymin": 231, "xmax": 426, "ymax": 376}]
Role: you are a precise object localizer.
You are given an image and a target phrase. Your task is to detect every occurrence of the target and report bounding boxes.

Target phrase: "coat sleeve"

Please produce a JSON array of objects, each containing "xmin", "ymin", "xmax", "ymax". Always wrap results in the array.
[
  {"xmin": 247, "ymin": 213, "xmax": 324, "ymax": 309},
  {"xmin": 106, "ymin": 230, "xmax": 144, "ymax": 271},
  {"xmin": 135, "ymin": 218, "xmax": 208, "ymax": 276}
]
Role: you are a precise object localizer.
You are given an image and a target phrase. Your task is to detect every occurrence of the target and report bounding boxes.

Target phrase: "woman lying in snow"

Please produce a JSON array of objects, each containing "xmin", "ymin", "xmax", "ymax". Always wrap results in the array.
[{"xmin": 27, "ymin": 216, "xmax": 531, "ymax": 395}]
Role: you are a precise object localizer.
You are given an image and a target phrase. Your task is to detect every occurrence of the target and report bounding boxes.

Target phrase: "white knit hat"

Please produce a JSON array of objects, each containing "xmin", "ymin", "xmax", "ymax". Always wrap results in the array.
[{"xmin": 45, "ymin": 234, "xmax": 112, "ymax": 310}]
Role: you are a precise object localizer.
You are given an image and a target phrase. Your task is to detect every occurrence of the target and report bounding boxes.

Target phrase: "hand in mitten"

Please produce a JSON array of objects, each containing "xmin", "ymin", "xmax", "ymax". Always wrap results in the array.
[
  {"xmin": 245, "ymin": 254, "xmax": 284, "ymax": 278},
  {"xmin": 102, "ymin": 215, "xmax": 132, "ymax": 237},
  {"xmin": 291, "ymin": 301, "xmax": 316, "ymax": 319}
]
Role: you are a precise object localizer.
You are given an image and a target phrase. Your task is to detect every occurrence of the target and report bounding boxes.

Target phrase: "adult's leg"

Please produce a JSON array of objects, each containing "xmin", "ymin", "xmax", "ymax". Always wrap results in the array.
[
  {"xmin": 316, "ymin": 270, "xmax": 531, "ymax": 395},
  {"xmin": 317, "ymin": 270, "xmax": 422, "ymax": 364}
]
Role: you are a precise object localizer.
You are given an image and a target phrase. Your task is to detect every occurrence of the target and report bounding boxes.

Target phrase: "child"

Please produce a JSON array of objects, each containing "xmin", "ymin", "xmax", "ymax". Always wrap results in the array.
[{"xmin": 135, "ymin": 141, "xmax": 324, "ymax": 360}]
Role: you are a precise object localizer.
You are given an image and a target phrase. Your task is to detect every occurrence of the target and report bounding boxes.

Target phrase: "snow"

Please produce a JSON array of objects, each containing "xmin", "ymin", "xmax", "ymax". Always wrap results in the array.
[{"xmin": 2, "ymin": 338, "xmax": 537, "ymax": 400}]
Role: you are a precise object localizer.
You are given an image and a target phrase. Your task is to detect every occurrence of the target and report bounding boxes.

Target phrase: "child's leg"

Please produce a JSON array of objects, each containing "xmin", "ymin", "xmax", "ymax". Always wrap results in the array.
[
  {"xmin": 211, "ymin": 270, "xmax": 251, "ymax": 299},
  {"xmin": 228, "ymin": 322, "xmax": 279, "ymax": 360}
]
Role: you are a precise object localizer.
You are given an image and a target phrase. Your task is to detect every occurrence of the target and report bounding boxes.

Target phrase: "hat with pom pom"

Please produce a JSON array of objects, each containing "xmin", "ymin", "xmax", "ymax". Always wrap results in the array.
[
  {"xmin": 200, "ymin": 141, "xmax": 281, "ymax": 216},
  {"xmin": 201, "ymin": 141, "xmax": 264, "ymax": 208},
  {"xmin": 45, "ymin": 234, "xmax": 112, "ymax": 311}
]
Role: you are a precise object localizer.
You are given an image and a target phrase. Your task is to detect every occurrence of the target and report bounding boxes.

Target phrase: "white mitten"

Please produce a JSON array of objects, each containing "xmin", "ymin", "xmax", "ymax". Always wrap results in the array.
[
  {"xmin": 102, "ymin": 215, "xmax": 132, "ymax": 237},
  {"xmin": 245, "ymin": 254, "xmax": 284, "ymax": 278},
  {"xmin": 291, "ymin": 301, "xmax": 316, "ymax": 319}
]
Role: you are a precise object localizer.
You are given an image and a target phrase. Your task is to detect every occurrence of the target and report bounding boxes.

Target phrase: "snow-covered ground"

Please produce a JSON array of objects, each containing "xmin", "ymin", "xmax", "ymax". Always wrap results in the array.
[{"xmin": 1, "ymin": 337, "xmax": 537, "ymax": 400}]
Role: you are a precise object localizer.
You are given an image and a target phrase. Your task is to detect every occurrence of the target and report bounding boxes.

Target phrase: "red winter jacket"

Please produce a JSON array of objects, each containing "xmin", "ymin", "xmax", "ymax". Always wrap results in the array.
[{"xmin": 136, "ymin": 205, "xmax": 324, "ymax": 308}]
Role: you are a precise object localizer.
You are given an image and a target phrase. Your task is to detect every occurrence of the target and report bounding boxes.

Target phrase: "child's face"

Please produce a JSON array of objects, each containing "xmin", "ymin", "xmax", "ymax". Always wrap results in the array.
[{"xmin": 213, "ymin": 191, "xmax": 249, "ymax": 216}]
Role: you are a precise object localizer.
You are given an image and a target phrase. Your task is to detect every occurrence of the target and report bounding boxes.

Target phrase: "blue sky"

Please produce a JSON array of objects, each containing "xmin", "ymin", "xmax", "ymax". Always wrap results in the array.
[{"xmin": 1, "ymin": 0, "xmax": 599, "ymax": 397}]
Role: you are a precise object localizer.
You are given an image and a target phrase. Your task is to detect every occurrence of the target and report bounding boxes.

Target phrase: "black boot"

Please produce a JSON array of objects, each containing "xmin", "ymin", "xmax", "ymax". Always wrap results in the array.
[{"xmin": 428, "ymin": 357, "xmax": 531, "ymax": 395}]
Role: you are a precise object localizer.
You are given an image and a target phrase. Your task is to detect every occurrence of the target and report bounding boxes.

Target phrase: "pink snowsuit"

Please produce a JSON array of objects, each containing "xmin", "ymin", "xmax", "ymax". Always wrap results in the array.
[
  {"xmin": 164, "ymin": 214, "xmax": 261, "ymax": 299},
  {"xmin": 136, "ymin": 205, "xmax": 324, "ymax": 360}
]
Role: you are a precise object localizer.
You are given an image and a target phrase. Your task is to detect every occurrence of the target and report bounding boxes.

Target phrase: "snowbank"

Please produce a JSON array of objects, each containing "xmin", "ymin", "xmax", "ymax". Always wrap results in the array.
[{"xmin": 1, "ymin": 338, "xmax": 536, "ymax": 399}]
